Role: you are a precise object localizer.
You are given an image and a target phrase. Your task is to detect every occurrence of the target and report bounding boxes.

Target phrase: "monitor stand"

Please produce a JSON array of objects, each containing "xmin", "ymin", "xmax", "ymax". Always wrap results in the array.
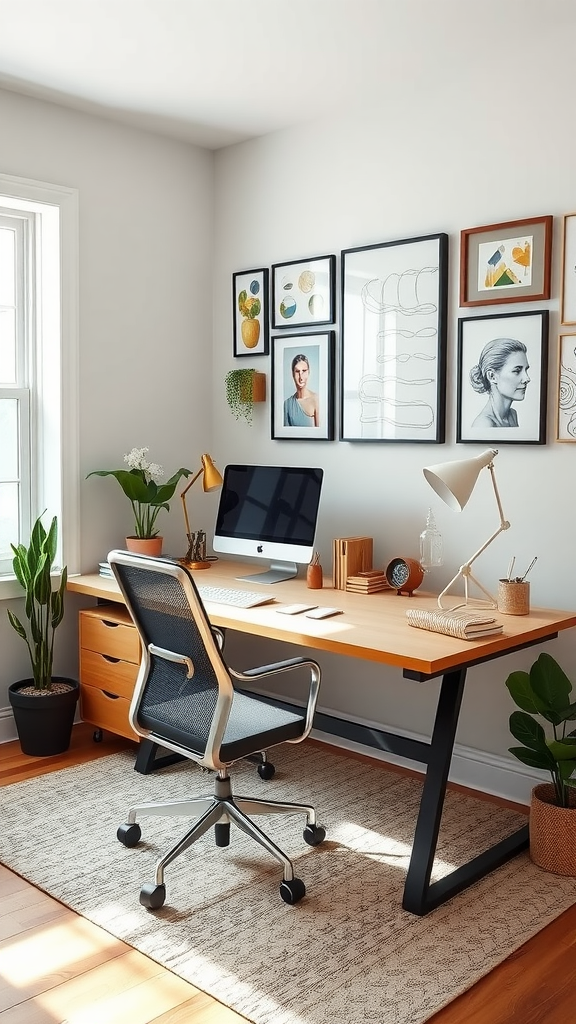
[{"xmin": 237, "ymin": 561, "xmax": 298, "ymax": 585}]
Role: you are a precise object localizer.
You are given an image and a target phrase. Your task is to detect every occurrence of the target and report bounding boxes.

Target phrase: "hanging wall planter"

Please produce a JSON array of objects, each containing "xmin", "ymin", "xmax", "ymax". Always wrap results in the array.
[{"xmin": 224, "ymin": 369, "xmax": 266, "ymax": 425}]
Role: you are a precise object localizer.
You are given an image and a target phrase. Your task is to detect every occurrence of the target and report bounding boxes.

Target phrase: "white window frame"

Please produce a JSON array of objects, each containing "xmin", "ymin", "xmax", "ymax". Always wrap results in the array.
[{"xmin": 0, "ymin": 174, "xmax": 80, "ymax": 599}]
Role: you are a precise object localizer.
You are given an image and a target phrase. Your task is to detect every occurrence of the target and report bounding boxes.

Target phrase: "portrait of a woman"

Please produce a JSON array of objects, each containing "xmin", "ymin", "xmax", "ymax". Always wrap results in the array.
[
  {"xmin": 469, "ymin": 337, "xmax": 530, "ymax": 429},
  {"xmin": 283, "ymin": 352, "xmax": 320, "ymax": 427}
]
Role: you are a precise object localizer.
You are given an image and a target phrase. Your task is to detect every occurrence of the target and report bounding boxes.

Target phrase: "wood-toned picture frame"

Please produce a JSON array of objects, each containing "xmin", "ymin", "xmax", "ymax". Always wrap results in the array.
[
  {"xmin": 271, "ymin": 254, "xmax": 336, "ymax": 329},
  {"xmin": 560, "ymin": 213, "xmax": 576, "ymax": 325},
  {"xmin": 340, "ymin": 233, "xmax": 448, "ymax": 442},
  {"xmin": 556, "ymin": 332, "xmax": 576, "ymax": 442},
  {"xmin": 457, "ymin": 309, "xmax": 549, "ymax": 445},
  {"xmin": 460, "ymin": 216, "xmax": 552, "ymax": 307},
  {"xmin": 271, "ymin": 331, "xmax": 335, "ymax": 440},
  {"xmin": 232, "ymin": 267, "xmax": 269, "ymax": 357}
]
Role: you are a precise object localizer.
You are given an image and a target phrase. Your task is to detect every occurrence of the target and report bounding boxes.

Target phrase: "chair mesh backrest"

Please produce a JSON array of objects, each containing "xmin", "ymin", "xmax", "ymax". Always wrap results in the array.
[{"xmin": 111, "ymin": 559, "xmax": 230, "ymax": 755}]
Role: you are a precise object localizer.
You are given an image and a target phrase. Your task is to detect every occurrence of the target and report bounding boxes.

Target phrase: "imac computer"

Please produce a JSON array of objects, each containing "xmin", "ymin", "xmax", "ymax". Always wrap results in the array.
[{"xmin": 213, "ymin": 464, "xmax": 324, "ymax": 584}]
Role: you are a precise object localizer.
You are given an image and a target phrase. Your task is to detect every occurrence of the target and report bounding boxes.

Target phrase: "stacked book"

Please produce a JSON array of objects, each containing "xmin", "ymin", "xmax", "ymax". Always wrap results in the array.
[
  {"xmin": 346, "ymin": 569, "xmax": 391, "ymax": 594},
  {"xmin": 333, "ymin": 536, "xmax": 373, "ymax": 590},
  {"xmin": 98, "ymin": 561, "xmax": 114, "ymax": 578},
  {"xmin": 405, "ymin": 607, "xmax": 503, "ymax": 640}
]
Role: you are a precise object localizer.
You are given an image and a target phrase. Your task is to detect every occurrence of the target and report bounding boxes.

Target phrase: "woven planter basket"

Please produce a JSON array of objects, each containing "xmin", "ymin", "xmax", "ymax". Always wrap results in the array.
[{"xmin": 529, "ymin": 783, "xmax": 576, "ymax": 876}]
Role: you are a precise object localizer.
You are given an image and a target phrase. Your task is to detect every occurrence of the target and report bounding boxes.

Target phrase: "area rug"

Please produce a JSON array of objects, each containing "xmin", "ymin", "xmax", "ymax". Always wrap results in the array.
[{"xmin": 2, "ymin": 743, "xmax": 575, "ymax": 1024}]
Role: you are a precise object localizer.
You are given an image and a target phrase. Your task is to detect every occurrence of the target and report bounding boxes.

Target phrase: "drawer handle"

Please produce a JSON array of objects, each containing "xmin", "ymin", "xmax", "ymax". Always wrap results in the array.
[
  {"xmin": 102, "ymin": 691, "xmax": 120, "ymax": 700},
  {"xmin": 101, "ymin": 654, "xmax": 121, "ymax": 664},
  {"xmin": 102, "ymin": 620, "xmax": 121, "ymax": 628}
]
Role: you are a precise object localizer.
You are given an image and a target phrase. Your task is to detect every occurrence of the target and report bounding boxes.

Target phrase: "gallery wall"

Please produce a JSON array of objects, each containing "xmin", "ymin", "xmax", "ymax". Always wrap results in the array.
[{"xmin": 211, "ymin": 24, "xmax": 576, "ymax": 799}]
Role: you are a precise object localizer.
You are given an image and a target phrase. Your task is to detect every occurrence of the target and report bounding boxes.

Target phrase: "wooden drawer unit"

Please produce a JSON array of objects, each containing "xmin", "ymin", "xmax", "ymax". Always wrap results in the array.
[{"xmin": 79, "ymin": 604, "xmax": 141, "ymax": 741}]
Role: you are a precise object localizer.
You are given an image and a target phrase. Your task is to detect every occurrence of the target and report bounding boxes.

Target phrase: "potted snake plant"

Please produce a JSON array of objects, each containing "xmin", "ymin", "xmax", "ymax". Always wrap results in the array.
[
  {"xmin": 505, "ymin": 652, "xmax": 576, "ymax": 875},
  {"xmin": 7, "ymin": 513, "xmax": 79, "ymax": 756}
]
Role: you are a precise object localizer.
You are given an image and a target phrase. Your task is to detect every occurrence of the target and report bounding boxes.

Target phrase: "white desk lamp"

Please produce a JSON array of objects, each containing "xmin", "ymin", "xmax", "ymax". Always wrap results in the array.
[{"xmin": 423, "ymin": 448, "xmax": 510, "ymax": 610}]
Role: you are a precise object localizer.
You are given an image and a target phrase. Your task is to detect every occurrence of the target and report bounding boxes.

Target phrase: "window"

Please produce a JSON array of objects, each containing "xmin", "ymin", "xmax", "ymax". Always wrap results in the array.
[{"xmin": 0, "ymin": 174, "xmax": 79, "ymax": 594}]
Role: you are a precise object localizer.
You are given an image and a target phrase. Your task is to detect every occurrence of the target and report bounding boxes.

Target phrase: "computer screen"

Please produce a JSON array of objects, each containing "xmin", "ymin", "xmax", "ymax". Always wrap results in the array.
[{"xmin": 213, "ymin": 464, "xmax": 324, "ymax": 584}]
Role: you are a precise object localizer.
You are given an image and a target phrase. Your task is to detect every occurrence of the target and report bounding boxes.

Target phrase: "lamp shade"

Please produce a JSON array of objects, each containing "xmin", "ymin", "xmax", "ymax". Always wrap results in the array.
[
  {"xmin": 423, "ymin": 448, "xmax": 498, "ymax": 512},
  {"xmin": 200, "ymin": 453, "xmax": 222, "ymax": 492}
]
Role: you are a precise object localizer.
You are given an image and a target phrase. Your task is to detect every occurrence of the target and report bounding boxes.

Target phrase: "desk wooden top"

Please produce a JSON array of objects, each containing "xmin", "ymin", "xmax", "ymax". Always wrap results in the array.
[{"xmin": 67, "ymin": 560, "xmax": 576, "ymax": 680}]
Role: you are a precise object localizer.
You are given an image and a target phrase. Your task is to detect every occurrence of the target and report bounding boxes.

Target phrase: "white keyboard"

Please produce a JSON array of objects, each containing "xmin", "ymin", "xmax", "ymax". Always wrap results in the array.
[{"xmin": 197, "ymin": 584, "xmax": 275, "ymax": 609}]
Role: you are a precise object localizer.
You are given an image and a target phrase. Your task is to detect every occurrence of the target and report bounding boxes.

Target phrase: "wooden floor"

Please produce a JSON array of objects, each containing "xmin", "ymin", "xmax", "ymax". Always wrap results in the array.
[{"xmin": 1, "ymin": 725, "xmax": 575, "ymax": 1024}]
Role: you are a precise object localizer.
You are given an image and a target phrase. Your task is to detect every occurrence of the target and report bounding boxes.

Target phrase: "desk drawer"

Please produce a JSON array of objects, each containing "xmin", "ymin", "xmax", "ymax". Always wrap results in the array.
[
  {"xmin": 80, "ymin": 607, "xmax": 140, "ymax": 663},
  {"xmin": 80, "ymin": 648, "xmax": 139, "ymax": 698},
  {"xmin": 80, "ymin": 685, "xmax": 138, "ymax": 741}
]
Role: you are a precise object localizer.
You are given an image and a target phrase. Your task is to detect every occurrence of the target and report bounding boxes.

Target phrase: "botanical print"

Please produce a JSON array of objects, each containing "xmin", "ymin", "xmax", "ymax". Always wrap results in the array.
[
  {"xmin": 477, "ymin": 234, "xmax": 533, "ymax": 293},
  {"xmin": 558, "ymin": 334, "xmax": 576, "ymax": 440},
  {"xmin": 232, "ymin": 268, "xmax": 269, "ymax": 356},
  {"xmin": 341, "ymin": 234, "xmax": 447, "ymax": 442},
  {"xmin": 272, "ymin": 255, "xmax": 335, "ymax": 329}
]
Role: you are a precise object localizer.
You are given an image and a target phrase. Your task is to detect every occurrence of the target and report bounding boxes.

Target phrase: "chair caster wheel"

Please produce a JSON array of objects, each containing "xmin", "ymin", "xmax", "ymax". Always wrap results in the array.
[
  {"xmin": 140, "ymin": 883, "xmax": 166, "ymax": 909},
  {"xmin": 280, "ymin": 877, "xmax": 306, "ymax": 904},
  {"xmin": 117, "ymin": 822, "xmax": 141, "ymax": 847},
  {"xmin": 303, "ymin": 823, "xmax": 326, "ymax": 846},
  {"xmin": 257, "ymin": 760, "xmax": 275, "ymax": 780}
]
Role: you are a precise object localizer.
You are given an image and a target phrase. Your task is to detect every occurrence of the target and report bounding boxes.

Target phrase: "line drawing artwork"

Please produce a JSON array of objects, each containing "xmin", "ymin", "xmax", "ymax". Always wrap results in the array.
[{"xmin": 559, "ymin": 339, "xmax": 576, "ymax": 439}]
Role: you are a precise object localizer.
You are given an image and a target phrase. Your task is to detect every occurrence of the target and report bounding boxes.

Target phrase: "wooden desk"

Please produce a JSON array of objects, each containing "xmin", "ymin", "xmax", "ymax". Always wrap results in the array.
[{"xmin": 68, "ymin": 561, "xmax": 576, "ymax": 916}]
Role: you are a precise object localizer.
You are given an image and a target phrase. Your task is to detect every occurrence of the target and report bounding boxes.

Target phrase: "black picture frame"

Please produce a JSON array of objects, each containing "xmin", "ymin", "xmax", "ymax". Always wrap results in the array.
[
  {"xmin": 457, "ymin": 309, "xmax": 549, "ymax": 445},
  {"xmin": 232, "ymin": 267, "xmax": 269, "ymax": 357},
  {"xmin": 340, "ymin": 233, "xmax": 448, "ymax": 442},
  {"xmin": 271, "ymin": 254, "xmax": 335, "ymax": 329},
  {"xmin": 271, "ymin": 331, "xmax": 335, "ymax": 440}
]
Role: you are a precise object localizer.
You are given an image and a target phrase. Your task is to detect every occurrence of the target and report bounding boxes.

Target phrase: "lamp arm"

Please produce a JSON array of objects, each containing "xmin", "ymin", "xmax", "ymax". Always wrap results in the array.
[{"xmin": 180, "ymin": 468, "xmax": 203, "ymax": 539}]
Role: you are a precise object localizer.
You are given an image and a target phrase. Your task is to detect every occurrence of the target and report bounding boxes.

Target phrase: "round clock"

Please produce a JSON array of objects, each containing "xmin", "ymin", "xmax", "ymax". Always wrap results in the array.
[{"xmin": 385, "ymin": 557, "xmax": 425, "ymax": 596}]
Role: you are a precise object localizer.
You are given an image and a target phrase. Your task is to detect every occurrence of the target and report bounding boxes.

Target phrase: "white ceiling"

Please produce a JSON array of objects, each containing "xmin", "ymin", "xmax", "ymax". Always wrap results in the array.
[{"xmin": 0, "ymin": 0, "xmax": 574, "ymax": 149}]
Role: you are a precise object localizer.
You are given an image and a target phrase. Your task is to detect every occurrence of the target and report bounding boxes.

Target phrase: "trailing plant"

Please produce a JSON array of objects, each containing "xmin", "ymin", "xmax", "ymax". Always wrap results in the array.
[
  {"xmin": 505, "ymin": 652, "xmax": 576, "ymax": 807},
  {"xmin": 87, "ymin": 446, "xmax": 192, "ymax": 538},
  {"xmin": 225, "ymin": 368, "xmax": 258, "ymax": 425},
  {"xmin": 7, "ymin": 514, "xmax": 67, "ymax": 691}
]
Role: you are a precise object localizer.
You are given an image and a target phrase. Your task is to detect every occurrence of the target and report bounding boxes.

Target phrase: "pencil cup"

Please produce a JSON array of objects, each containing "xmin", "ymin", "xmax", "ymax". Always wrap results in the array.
[
  {"xmin": 306, "ymin": 563, "xmax": 323, "ymax": 589},
  {"xmin": 497, "ymin": 580, "xmax": 530, "ymax": 615}
]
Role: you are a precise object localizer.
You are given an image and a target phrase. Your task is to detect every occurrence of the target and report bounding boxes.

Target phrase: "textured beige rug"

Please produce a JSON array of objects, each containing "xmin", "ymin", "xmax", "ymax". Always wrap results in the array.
[{"xmin": 2, "ymin": 742, "xmax": 575, "ymax": 1024}]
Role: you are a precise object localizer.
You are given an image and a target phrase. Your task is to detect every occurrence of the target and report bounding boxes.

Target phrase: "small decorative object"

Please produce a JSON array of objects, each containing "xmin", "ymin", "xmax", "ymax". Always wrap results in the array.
[
  {"xmin": 385, "ymin": 557, "xmax": 424, "ymax": 596},
  {"xmin": 271, "ymin": 254, "xmax": 336, "ymax": 329},
  {"xmin": 556, "ymin": 332, "xmax": 576, "ymax": 442},
  {"xmin": 423, "ymin": 447, "xmax": 510, "ymax": 609},
  {"xmin": 341, "ymin": 233, "xmax": 448, "ymax": 443},
  {"xmin": 87, "ymin": 447, "xmax": 192, "ymax": 551},
  {"xmin": 419, "ymin": 508, "xmax": 443, "ymax": 571},
  {"xmin": 460, "ymin": 215, "xmax": 552, "ymax": 307},
  {"xmin": 497, "ymin": 580, "xmax": 530, "ymax": 615},
  {"xmin": 271, "ymin": 331, "xmax": 335, "ymax": 440},
  {"xmin": 306, "ymin": 551, "xmax": 323, "ymax": 589},
  {"xmin": 457, "ymin": 309, "xmax": 549, "ymax": 445},
  {"xmin": 505, "ymin": 652, "xmax": 576, "ymax": 875},
  {"xmin": 224, "ymin": 369, "xmax": 266, "ymax": 425},
  {"xmin": 232, "ymin": 267, "xmax": 269, "ymax": 356},
  {"xmin": 7, "ymin": 513, "xmax": 79, "ymax": 755},
  {"xmin": 346, "ymin": 569, "xmax": 390, "ymax": 594}
]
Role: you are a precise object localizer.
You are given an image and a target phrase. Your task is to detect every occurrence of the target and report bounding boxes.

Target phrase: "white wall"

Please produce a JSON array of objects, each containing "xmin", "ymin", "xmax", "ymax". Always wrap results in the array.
[
  {"xmin": 211, "ymin": 21, "xmax": 576, "ymax": 799},
  {"xmin": 0, "ymin": 88, "xmax": 214, "ymax": 716}
]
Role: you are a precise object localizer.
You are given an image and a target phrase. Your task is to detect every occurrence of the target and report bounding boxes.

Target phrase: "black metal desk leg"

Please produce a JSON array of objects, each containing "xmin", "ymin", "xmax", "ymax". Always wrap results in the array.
[{"xmin": 402, "ymin": 667, "xmax": 467, "ymax": 915}]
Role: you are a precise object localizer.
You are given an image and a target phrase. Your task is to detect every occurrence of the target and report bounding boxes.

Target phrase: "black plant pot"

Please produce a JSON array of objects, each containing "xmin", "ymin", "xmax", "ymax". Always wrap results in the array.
[{"xmin": 8, "ymin": 678, "xmax": 79, "ymax": 757}]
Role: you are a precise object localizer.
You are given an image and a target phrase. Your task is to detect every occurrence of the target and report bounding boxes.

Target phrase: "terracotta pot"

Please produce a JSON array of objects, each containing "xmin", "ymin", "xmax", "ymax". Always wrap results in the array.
[
  {"xmin": 529, "ymin": 783, "xmax": 576, "ymax": 876},
  {"xmin": 306, "ymin": 563, "xmax": 323, "ymax": 589},
  {"xmin": 125, "ymin": 536, "xmax": 163, "ymax": 557}
]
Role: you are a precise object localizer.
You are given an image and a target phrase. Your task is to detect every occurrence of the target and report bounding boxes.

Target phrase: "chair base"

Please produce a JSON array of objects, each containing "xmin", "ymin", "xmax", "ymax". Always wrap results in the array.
[{"xmin": 118, "ymin": 771, "xmax": 325, "ymax": 904}]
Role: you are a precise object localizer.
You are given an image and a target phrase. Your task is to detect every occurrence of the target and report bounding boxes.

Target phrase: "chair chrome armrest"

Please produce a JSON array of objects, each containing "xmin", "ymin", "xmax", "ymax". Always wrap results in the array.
[{"xmin": 231, "ymin": 656, "xmax": 321, "ymax": 741}]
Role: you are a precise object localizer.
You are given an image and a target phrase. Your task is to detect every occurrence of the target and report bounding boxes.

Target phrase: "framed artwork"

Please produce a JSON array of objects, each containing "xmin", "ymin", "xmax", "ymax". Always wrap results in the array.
[
  {"xmin": 557, "ymin": 333, "xmax": 576, "ymax": 441},
  {"xmin": 271, "ymin": 331, "xmax": 335, "ymax": 440},
  {"xmin": 271, "ymin": 254, "xmax": 336, "ymax": 329},
  {"xmin": 340, "ymin": 233, "xmax": 448, "ymax": 442},
  {"xmin": 460, "ymin": 216, "xmax": 552, "ymax": 307},
  {"xmin": 232, "ymin": 268, "xmax": 269, "ymax": 357},
  {"xmin": 560, "ymin": 213, "xmax": 576, "ymax": 325},
  {"xmin": 456, "ymin": 309, "xmax": 549, "ymax": 445}
]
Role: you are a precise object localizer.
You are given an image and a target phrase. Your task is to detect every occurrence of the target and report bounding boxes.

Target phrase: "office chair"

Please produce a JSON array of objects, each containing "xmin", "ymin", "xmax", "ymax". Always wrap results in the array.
[{"xmin": 108, "ymin": 550, "xmax": 326, "ymax": 907}]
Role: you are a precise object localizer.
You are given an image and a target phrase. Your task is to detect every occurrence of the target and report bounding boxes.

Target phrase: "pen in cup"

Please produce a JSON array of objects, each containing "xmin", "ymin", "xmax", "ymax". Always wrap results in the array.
[
  {"xmin": 506, "ymin": 556, "xmax": 515, "ymax": 582},
  {"xmin": 518, "ymin": 556, "xmax": 537, "ymax": 583}
]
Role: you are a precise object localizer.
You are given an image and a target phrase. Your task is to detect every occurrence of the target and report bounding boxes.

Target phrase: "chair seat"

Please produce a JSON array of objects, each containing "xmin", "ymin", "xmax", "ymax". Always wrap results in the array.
[{"xmin": 139, "ymin": 689, "xmax": 306, "ymax": 763}]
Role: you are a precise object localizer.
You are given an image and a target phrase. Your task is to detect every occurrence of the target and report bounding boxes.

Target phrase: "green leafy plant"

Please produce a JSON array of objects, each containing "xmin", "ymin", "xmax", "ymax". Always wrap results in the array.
[
  {"xmin": 505, "ymin": 652, "xmax": 576, "ymax": 807},
  {"xmin": 225, "ymin": 369, "xmax": 258, "ymax": 425},
  {"xmin": 7, "ymin": 514, "xmax": 67, "ymax": 691},
  {"xmin": 87, "ymin": 446, "xmax": 191, "ymax": 538},
  {"xmin": 237, "ymin": 290, "xmax": 261, "ymax": 320}
]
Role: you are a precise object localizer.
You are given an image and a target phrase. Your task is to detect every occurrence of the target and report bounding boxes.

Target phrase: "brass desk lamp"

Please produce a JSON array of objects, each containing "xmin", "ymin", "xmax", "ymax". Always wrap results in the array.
[
  {"xmin": 423, "ymin": 447, "xmax": 510, "ymax": 610},
  {"xmin": 180, "ymin": 454, "xmax": 222, "ymax": 569}
]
